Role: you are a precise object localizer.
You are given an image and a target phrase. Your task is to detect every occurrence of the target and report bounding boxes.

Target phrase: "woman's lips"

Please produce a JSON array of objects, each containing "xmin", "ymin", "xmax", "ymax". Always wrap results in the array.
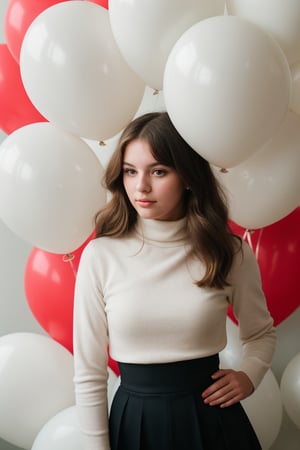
[{"xmin": 136, "ymin": 199, "xmax": 156, "ymax": 207}]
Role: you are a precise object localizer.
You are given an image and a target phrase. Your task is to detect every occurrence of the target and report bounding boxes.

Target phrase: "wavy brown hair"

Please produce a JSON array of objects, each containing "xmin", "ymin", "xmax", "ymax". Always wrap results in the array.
[{"xmin": 95, "ymin": 112, "xmax": 240, "ymax": 288}]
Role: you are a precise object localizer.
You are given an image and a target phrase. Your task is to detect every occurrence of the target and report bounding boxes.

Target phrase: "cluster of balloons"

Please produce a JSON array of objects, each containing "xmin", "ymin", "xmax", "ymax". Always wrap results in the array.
[
  {"xmin": 0, "ymin": 0, "xmax": 299, "ymax": 449},
  {"xmin": 0, "ymin": 331, "xmax": 119, "ymax": 449}
]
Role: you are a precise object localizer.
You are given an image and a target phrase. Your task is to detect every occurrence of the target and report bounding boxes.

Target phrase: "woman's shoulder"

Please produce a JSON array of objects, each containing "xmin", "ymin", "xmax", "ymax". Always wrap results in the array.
[
  {"xmin": 81, "ymin": 230, "xmax": 138, "ymax": 259},
  {"xmin": 85, "ymin": 233, "xmax": 128, "ymax": 251}
]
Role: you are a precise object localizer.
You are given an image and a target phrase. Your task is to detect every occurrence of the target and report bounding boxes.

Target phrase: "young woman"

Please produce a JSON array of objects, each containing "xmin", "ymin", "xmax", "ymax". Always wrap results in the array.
[{"xmin": 73, "ymin": 112, "xmax": 276, "ymax": 450}]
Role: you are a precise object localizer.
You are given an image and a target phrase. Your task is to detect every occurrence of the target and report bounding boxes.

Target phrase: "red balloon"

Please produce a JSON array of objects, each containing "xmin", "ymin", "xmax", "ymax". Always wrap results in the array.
[
  {"xmin": 4, "ymin": 0, "xmax": 71, "ymax": 62},
  {"xmin": 108, "ymin": 354, "xmax": 120, "ymax": 376},
  {"xmin": 24, "ymin": 231, "xmax": 120, "ymax": 375},
  {"xmin": 84, "ymin": 0, "xmax": 108, "ymax": 9},
  {"xmin": 229, "ymin": 208, "xmax": 300, "ymax": 326},
  {"xmin": 24, "ymin": 234, "xmax": 94, "ymax": 354},
  {"xmin": 0, "ymin": 44, "xmax": 46, "ymax": 133}
]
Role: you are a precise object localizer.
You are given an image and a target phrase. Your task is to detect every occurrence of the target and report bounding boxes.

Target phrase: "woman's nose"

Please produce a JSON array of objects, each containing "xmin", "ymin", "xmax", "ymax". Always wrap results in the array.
[{"xmin": 136, "ymin": 174, "xmax": 151, "ymax": 193}]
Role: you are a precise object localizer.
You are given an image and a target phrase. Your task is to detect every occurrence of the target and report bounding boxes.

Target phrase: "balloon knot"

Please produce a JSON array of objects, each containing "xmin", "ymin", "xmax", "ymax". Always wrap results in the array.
[
  {"xmin": 220, "ymin": 168, "xmax": 228, "ymax": 173},
  {"xmin": 99, "ymin": 140, "xmax": 106, "ymax": 146},
  {"xmin": 153, "ymin": 89, "xmax": 159, "ymax": 96},
  {"xmin": 63, "ymin": 253, "xmax": 75, "ymax": 262}
]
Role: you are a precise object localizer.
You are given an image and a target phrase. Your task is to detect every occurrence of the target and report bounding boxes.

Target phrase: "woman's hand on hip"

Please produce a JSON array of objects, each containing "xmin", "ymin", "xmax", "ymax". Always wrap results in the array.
[{"xmin": 201, "ymin": 369, "xmax": 254, "ymax": 408}]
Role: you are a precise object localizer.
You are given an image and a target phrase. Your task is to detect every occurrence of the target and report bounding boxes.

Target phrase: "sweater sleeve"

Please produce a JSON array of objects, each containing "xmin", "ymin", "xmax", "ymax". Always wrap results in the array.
[
  {"xmin": 229, "ymin": 241, "xmax": 276, "ymax": 389},
  {"xmin": 73, "ymin": 241, "xmax": 111, "ymax": 450}
]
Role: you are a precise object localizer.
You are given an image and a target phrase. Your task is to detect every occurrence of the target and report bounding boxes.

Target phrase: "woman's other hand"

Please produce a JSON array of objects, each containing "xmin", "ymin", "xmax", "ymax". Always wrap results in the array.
[{"xmin": 201, "ymin": 369, "xmax": 254, "ymax": 408}]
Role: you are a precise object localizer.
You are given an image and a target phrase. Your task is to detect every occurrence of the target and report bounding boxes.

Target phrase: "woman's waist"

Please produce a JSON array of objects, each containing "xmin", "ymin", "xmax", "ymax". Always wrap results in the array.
[{"xmin": 117, "ymin": 354, "xmax": 219, "ymax": 395}]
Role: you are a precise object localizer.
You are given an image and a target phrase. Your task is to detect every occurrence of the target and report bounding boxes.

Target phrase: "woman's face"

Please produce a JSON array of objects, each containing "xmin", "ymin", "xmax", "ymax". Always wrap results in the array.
[{"xmin": 122, "ymin": 139, "xmax": 186, "ymax": 221}]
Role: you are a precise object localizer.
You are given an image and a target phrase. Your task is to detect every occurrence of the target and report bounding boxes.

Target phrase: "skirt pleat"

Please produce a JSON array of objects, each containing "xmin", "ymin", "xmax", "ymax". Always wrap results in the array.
[{"xmin": 109, "ymin": 355, "xmax": 262, "ymax": 450}]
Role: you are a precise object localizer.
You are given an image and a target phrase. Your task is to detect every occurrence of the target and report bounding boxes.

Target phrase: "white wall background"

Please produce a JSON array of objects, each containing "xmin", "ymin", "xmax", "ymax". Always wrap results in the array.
[{"xmin": 0, "ymin": 1, "xmax": 299, "ymax": 449}]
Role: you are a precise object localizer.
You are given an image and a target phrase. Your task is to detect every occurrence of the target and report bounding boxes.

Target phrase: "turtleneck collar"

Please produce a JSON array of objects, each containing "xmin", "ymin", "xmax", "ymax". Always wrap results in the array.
[{"xmin": 135, "ymin": 217, "xmax": 187, "ymax": 247}]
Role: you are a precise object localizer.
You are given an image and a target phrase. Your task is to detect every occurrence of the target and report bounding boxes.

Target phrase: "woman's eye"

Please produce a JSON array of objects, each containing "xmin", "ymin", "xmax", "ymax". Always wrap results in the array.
[
  {"xmin": 153, "ymin": 169, "xmax": 166, "ymax": 176},
  {"xmin": 123, "ymin": 168, "xmax": 136, "ymax": 176}
]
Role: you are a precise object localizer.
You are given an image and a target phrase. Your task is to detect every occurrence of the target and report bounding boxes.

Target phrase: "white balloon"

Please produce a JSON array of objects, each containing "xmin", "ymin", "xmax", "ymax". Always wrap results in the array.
[
  {"xmin": 0, "ymin": 122, "xmax": 106, "ymax": 253},
  {"xmin": 214, "ymin": 112, "xmax": 300, "ymax": 229},
  {"xmin": 280, "ymin": 353, "xmax": 300, "ymax": 429},
  {"xmin": 31, "ymin": 369, "xmax": 118, "ymax": 450},
  {"xmin": 0, "ymin": 332, "xmax": 75, "ymax": 449},
  {"xmin": 270, "ymin": 314, "xmax": 300, "ymax": 447},
  {"xmin": 219, "ymin": 318, "xmax": 242, "ymax": 370},
  {"xmin": 269, "ymin": 410, "xmax": 300, "ymax": 450},
  {"xmin": 220, "ymin": 320, "xmax": 282, "ymax": 449},
  {"xmin": 31, "ymin": 406, "xmax": 83, "ymax": 450},
  {"xmin": 290, "ymin": 61, "xmax": 300, "ymax": 117},
  {"xmin": 20, "ymin": 1, "xmax": 145, "ymax": 140},
  {"xmin": 109, "ymin": 0, "xmax": 225, "ymax": 90},
  {"xmin": 242, "ymin": 371, "xmax": 283, "ymax": 449},
  {"xmin": 272, "ymin": 309, "xmax": 300, "ymax": 380},
  {"xmin": 226, "ymin": 0, "xmax": 300, "ymax": 65},
  {"xmin": 85, "ymin": 86, "xmax": 166, "ymax": 169},
  {"xmin": 107, "ymin": 369, "xmax": 120, "ymax": 411},
  {"xmin": 164, "ymin": 15, "xmax": 291, "ymax": 168}
]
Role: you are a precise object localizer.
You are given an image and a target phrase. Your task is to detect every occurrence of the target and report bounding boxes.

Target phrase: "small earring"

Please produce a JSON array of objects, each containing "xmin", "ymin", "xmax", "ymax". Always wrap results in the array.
[{"xmin": 185, "ymin": 186, "xmax": 191, "ymax": 191}]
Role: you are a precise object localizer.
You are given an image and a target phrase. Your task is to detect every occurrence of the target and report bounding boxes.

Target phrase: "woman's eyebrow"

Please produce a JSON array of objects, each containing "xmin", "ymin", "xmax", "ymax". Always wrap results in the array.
[{"xmin": 123, "ymin": 161, "xmax": 163, "ymax": 168}]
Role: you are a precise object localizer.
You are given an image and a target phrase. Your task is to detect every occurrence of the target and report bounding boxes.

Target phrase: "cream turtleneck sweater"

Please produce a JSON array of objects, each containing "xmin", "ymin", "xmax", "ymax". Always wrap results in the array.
[{"xmin": 73, "ymin": 218, "xmax": 276, "ymax": 450}]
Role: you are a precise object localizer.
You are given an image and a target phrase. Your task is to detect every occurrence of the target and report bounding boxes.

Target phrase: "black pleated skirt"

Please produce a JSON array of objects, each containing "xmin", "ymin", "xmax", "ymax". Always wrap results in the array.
[{"xmin": 109, "ymin": 354, "xmax": 262, "ymax": 450}]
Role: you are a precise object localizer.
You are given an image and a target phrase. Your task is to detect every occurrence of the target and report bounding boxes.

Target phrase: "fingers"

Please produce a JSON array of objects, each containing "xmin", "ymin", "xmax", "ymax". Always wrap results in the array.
[
  {"xmin": 201, "ymin": 370, "xmax": 254, "ymax": 408},
  {"xmin": 203, "ymin": 386, "xmax": 243, "ymax": 408}
]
